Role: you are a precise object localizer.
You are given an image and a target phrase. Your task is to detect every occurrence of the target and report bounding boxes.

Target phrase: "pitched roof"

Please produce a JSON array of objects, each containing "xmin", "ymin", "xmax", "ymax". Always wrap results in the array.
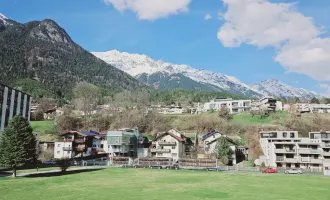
[
  {"xmin": 155, "ymin": 129, "xmax": 187, "ymax": 142},
  {"xmin": 62, "ymin": 130, "xmax": 105, "ymax": 139}
]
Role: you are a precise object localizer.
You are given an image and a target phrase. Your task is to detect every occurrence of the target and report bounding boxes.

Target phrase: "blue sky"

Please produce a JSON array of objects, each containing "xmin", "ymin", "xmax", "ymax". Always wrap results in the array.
[{"xmin": 2, "ymin": 0, "xmax": 330, "ymax": 94}]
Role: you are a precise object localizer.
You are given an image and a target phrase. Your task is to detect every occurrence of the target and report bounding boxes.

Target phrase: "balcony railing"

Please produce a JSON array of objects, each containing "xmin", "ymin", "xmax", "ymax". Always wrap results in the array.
[
  {"xmin": 300, "ymin": 158, "xmax": 322, "ymax": 163},
  {"xmin": 274, "ymin": 149, "xmax": 296, "ymax": 153},
  {"xmin": 63, "ymin": 139, "xmax": 73, "ymax": 142},
  {"xmin": 74, "ymin": 139, "xmax": 85, "ymax": 143},
  {"xmin": 298, "ymin": 149, "xmax": 322, "ymax": 154},
  {"xmin": 323, "ymin": 151, "xmax": 330, "ymax": 157},
  {"xmin": 75, "ymin": 146, "xmax": 86, "ymax": 151},
  {"xmin": 158, "ymin": 141, "xmax": 176, "ymax": 146},
  {"xmin": 150, "ymin": 149, "xmax": 171, "ymax": 153},
  {"xmin": 276, "ymin": 157, "xmax": 284, "ymax": 161},
  {"xmin": 322, "ymin": 144, "xmax": 330, "ymax": 148},
  {"xmin": 285, "ymin": 158, "xmax": 298, "ymax": 163},
  {"xmin": 63, "ymin": 147, "xmax": 73, "ymax": 151}
]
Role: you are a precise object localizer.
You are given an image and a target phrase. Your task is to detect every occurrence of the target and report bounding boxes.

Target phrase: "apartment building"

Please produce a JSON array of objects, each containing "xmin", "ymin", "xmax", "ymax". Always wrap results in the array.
[
  {"xmin": 309, "ymin": 132, "xmax": 330, "ymax": 176},
  {"xmin": 151, "ymin": 129, "xmax": 193, "ymax": 160},
  {"xmin": 106, "ymin": 128, "xmax": 149, "ymax": 157},
  {"xmin": 259, "ymin": 131, "xmax": 325, "ymax": 171},
  {"xmin": 203, "ymin": 98, "xmax": 251, "ymax": 114},
  {"xmin": 295, "ymin": 103, "xmax": 330, "ymax": 113},
  {"xmin": 54, "ymin": 130, "xmax": 106, "ymax": 159},
  {"xmin": 0, "ymin": 83, "xmax": 32, "ymax": 133}
]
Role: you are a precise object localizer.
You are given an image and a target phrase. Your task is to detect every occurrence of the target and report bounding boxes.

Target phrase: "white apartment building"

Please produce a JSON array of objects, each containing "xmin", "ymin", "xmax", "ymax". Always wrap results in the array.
[
  {"xmin": 259, "ymin": 131, "xmax": 330, "ymax": 172},
  {"xmin": 296, "ymin": 103, "xmax": 330, "ymax": 113},
  {"xmin": 203, "ymin": 98, "xmax": 251, "ymax": 114}
]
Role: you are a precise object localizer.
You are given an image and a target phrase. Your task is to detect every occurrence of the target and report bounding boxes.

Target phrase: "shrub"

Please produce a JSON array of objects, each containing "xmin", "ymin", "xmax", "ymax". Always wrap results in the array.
[
  {"xmin": 56, "ymin": 158, "xmax": 71, "ymax": 172},
  {"xmin": 218, "ymin": 108, "xmax": 233, "ymax": 120}
]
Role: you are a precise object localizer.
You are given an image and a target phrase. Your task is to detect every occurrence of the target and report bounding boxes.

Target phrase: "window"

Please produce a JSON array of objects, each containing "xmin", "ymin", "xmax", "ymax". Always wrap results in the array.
[
  {"xmin": 57, "ymin": 144, "xmax": 61, "ymax": 147},
  {"xmin": 283, "ymin": 132, "xmax": 287, "ymax": 138},
  {"xmin": 290, "ymin": 132, "xmax": 295, "ymax": 138},
  {"xmin": 57, "ymin": 151, "xmax": 60, "ymax": 155},
  {"xmin": 100, "ymin": 144, "xmax": 104, "ymax": 148},
  {"xmin": 93, "ymin": 144, "xmax": 96, "ymax": 148},
  {"xmin": 157, "ymin": 153, "xmax": 163, "ymax": 156},
  {"xmin": 172, "ymin": 146, "xmax": 175, "ymax": 149},
  {"xmin": 326, "ymin": 167, "xmax": 329, "ymax": 170}
]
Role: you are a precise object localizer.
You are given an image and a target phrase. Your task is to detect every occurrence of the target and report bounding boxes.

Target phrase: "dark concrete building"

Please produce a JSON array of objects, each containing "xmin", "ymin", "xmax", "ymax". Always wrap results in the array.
[{"xmin": 0, "ymin": 83, "xmax": 32, "ymax": 133}]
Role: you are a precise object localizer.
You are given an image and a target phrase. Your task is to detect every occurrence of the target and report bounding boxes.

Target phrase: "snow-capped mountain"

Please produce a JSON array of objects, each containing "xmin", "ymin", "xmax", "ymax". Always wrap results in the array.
[
  {"xmin": 92, "ymin": 50, "xmax": 261, "ymax": 97},
  {"xmin": 251, "ymin": 80, "xmax": 322, "ymax": 100},
  {"xmin": 0, "ymin": 13, "xmax": 7, "ymax": 27}
]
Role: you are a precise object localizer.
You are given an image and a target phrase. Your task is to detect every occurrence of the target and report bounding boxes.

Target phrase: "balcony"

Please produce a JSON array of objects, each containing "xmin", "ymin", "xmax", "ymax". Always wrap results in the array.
[
  {"xmin": 324, "ymin": 159, "xmax": 330, "ymax": 164},
  {"xmin": 74, "ymin": 139, "xmax": 85, "ymax": 143},
  {"xmin": 63, "ymin": 147, "xmax": 73, "ymax": 151},
  {"xmin": 274, "ymin": 149, "xmax": 296, "ymax": 154},
  {"xmin": 300, "ymin": 157, "xmax": 322, "ymax": 163},
  {"xmin": 63, "ymin": 139, "xmax": 73, "ymax": 142},
  {"xmin": 298, "ymin": 149, "xmax": 322, "ymax": 154},
  {"xmin": 75, "ymin": 146, "xmax": 86, "ymax": 151},
  {"xmin": 322, "ymin": 144, "xmax": 330, "ymax": 148},
  {"xmin": 158, "ymin": 141, "xmax": 176, "ymax": 146},
  {"xmin": 310, "ymin": 159, "xmax": 323, "ymax": 164},
  {"xmin": 276, "ymin": 157, "xmax": 284, "ymax": 162},
  {"xmin": 323, "ymin": 152, "xmax": 330, "ymax": 156},
  {"xmin": 285, "ymin": 158, "xmax": 298, "ymax": 163},
  {"xmin": 150, "ymin": 149, "xmax": 171, "ymax": 153}
]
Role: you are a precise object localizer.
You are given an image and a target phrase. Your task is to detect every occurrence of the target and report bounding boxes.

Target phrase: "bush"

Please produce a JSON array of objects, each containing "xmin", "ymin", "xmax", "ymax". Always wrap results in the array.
[
  {"xmin": 218, "ymin": 108, "xmax": 233, "ymax": 120},
  {"xmin": 260, "ymin": 162, "xmax": 266, "ymax": 168},
  {"xmin": 38, "ymin": 148, "xmax": 54, "ymax": 161},
  {"xmin": 56, "ymin": 158, "xmax": 71, "ymax": 172}
]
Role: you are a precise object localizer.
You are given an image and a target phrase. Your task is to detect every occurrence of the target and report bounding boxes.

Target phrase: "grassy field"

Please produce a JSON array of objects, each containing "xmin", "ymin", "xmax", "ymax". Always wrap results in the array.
[
  {"xmin": 1, "ymin": 168, "xmax": 329, "ymax": 200},
  {"xmin": 30, "ymin": 120, "xmax": 54, "ymax": 133}
]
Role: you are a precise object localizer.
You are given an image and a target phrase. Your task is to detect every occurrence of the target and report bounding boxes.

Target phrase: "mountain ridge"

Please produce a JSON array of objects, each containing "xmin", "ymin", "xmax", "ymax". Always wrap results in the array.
[{"xmin": 92, "ymin": 50, "xmax": 261, "ymax": 98}]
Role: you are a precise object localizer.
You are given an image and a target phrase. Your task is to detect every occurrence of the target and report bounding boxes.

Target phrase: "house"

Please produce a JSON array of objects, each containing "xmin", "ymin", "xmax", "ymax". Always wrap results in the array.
[
  {"xmin": 106, "ymin": 128, "xmax": 149, "ymax": 158},
  {"xmin": 295, "ymin": 103, "xmax": 330, "ymax": 113},
  {"xmin": 201, "ymin": 130, "xmax": 248, "ymax": 165},
  {"xmin": 43, "ymin": 108, "xmax": 64, "ymax": 120},
  {"xmin": 203, "ymin": 98, "xmax": 251, "ymax": 114},
  {"xmin": 0, "ymin": 83, "xmax": 32, "ymax": 133},
  {"xmin": 38, "ymin": 141, "xmax": 54, "ymax": 154},
  {"xmin": 159, "ymin": 105, "xmax": 183, "ymax": 115},
  {"xmin": 54, "ymin": 130, "xmax": 106, "ymax": 159},
  {"xmin": 258, "ymin": 131, "xmax": 330, "ymax": 171},
  {"xmin": 150, "ymin": 129, "xmax": 193, "ymax": 160}
]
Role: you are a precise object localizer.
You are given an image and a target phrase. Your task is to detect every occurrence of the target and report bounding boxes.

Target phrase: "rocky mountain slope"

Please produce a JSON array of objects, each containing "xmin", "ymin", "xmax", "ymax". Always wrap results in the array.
[
  {"xmin": 0, "ymin": 14, "xmax": 141, "ymax": 98},
  {"xmin": 251, "ymin": 80, "xmax": 322, "ymax": 100},
  {"xmin": 92, "ymin": 50, "xmax": 261, "ymax": 97}
]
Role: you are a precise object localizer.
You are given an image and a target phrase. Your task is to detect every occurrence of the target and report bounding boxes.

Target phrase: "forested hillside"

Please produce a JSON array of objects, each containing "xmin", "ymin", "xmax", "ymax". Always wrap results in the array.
[{"xmin": 0, "ymin": 17, "xmax": 141, "ymax": 99}]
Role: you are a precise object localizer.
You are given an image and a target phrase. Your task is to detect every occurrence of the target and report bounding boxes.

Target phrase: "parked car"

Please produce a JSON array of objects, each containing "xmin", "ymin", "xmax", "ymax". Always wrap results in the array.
[
  {"xmin": 285, "ymin": 169, "xmax": 303, "ymax": 174},
  {"xmin": 261, "ymin": 168, "xmax": 277, "ymax": 173}
]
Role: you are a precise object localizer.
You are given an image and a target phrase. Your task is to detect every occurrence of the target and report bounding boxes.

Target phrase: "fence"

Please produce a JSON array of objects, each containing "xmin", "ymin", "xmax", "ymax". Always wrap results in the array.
[{"xmin": 137, "ymin": 157, "xmax": 173, "ymax": 167}]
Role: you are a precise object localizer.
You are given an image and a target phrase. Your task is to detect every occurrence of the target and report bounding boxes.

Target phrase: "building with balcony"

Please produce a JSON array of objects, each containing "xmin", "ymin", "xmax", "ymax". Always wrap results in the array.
[
  {"xmin": 259, "ymin": 131, "xmax": 327, "ymax": 171},
  {"xmin": 54, "ymin": 130, "xmax": 105, "ymax": 159},
  {"xmin": 151, "ymin": 129, "xmax": 193, "ymax": 160},
  {"xmin": 106, "ymin": 128, "xmax": 150, "ymax": 158},
  {"xmin": 203, "ymin": 98, "xmax": 251, "ymax": 114},
  {"xmin": 201, "ymin": 130, "xmax": 248, "ymax": 165},
  {"xmin": 0, "ymin": 83, "xmax": 32, "ymax": 133}
]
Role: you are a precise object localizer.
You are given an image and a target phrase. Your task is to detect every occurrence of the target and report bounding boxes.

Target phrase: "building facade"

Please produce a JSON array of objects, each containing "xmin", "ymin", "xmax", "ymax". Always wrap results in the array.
[
  {"xmin": 259, "ymin": 131, "xmax": 330, "ymax": 171},
  {"xmin": 203, "ymin": 98, "xmax": 251, "ymax": 114},
  {"xmin": 0, "ymin": 83, "xmax": 32, "ymax": 133},
  {"xmin": 54, "ymin": 131, "xmax": 105, "ymax": 159},
  {"xmin": 106, "ymin": 128, "xmax": 149, "ymax": 157},
  {"xmin": 151, "ymin": 129, "xmax": 193, "ymax": 160}
]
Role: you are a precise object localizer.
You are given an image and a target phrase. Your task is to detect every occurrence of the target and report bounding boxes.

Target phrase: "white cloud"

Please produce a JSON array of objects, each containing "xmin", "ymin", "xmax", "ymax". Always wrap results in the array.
[
  {"xmin": 204, "ymin": 14, "xmax": 212, "ymax": 20},
  {"xmin": 218, "ymin": 0, "xmax": 330, "ymax": 81},
  {"xmin": 105, "ymin": 0, "xmax": 191, "ymax": 20}
]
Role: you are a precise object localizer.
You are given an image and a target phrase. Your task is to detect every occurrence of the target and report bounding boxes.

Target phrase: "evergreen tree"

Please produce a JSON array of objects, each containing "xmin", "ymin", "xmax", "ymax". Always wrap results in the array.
[
  {"xmin": 0, "ymin": 115, "xmax": 37, "ymax": 177},
  {"xmin": 311, "ymin": 97, "xmax": 320, "ymax": 104},
  {"xmin": 216, "ymin": 137, "xmax": 231, "ymax": 165}
]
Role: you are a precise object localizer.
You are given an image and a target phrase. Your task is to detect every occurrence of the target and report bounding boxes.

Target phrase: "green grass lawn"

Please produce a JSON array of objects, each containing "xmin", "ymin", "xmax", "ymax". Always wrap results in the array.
[
  {"xmin": 1, "ymin": 168, "xmax": 329, "ymax": 200},
  {"xmin": 30, "ymin": 120, "xmax": 54, "ymax": 133}
]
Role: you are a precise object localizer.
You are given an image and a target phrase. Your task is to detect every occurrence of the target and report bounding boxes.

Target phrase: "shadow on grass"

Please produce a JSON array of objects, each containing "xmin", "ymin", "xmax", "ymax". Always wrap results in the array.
[{"xmin": 23, "ymin": 168, "xmax": 105, "ymax": 178}]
